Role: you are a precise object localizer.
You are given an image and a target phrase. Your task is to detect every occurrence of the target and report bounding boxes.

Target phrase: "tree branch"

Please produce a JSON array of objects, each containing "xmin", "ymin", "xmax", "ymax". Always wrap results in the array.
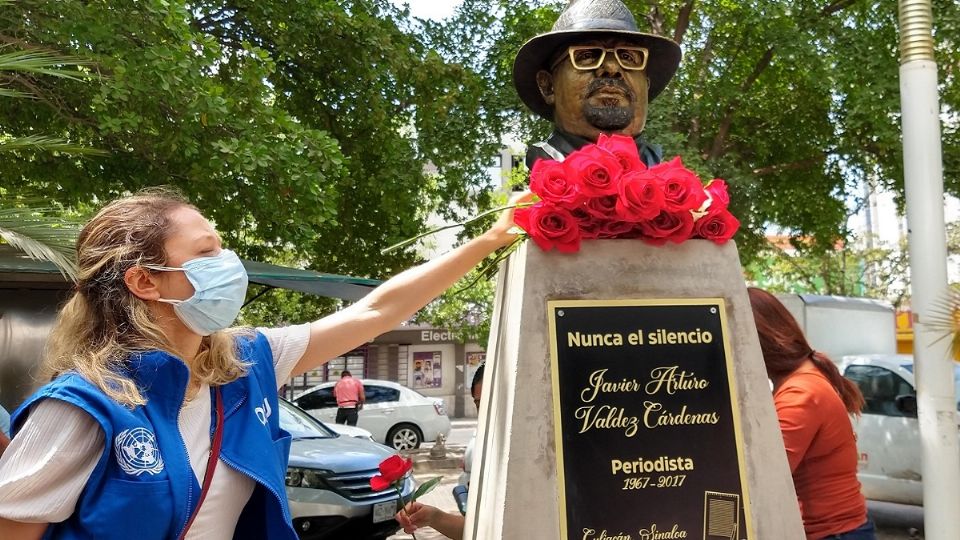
[
  {"xmin": 644, "ymin": 3, "xmax": 666, "ymax": 36},
  {"xmin": 673, "ymin": 0, "xmax": 696, "ymax": 45},
  {"xmin": 7, "ymin": 73, "xmax": 93, "ymax": 126},
  {"xmin": 707, "ymin": 47, "xmax": 774, "ymax": 160},
  {"xmin": 701, "ymin": 0, "xmax": 859, "ymax": 161},
  {"xmin": 687, "ymin": 28, "xmax": 714, "ymax": 150},
  {"xmin": 821, "ymin": 0, "xmax": 859, "ymax": 17}
]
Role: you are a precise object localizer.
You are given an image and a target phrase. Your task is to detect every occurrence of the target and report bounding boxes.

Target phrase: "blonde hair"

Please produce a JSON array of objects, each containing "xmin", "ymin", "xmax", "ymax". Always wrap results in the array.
[{"xmin": 43, "ymin": 188, "xmax": 249, "ymax": 408}]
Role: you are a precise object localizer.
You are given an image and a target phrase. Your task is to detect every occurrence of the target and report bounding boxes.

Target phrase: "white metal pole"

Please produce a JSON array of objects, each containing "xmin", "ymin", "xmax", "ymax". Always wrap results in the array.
[{"xmin": 898, "ymin": 1, "xmax": 960, "ymax": 538}]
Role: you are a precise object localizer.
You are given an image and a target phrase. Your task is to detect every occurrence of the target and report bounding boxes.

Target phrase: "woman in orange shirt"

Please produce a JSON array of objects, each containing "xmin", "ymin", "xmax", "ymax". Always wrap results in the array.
[{"xmin": 748, "ymin": 288, "xmax": 875, "ymax": 540}]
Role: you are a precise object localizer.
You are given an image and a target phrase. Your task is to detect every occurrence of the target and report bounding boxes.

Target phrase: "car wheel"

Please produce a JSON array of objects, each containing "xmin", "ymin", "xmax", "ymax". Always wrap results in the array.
[{"xmin": 387, "ymin": 424, "xmax": 422, "ymax": 450}]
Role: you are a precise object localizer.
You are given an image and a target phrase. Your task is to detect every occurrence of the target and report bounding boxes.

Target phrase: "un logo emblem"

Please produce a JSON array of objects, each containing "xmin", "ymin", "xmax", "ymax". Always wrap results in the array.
[{"xmin": 114, "ymin": 427, "xmax": 165, "ymax": 476}]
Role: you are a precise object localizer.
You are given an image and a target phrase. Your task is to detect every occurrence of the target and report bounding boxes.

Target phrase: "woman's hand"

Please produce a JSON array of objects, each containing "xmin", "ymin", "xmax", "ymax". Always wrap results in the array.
[{"xmin": 482, "ymin": 190, "xmax": 534, "ymax": 248}]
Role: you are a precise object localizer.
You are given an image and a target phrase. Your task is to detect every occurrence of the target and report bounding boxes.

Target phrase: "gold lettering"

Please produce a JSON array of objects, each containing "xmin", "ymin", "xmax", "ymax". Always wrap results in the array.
[
  {"xmin": 644, "ymin": 366, "xmax": 709, "ymax": 395},
  {"xmin": 576, "ymin": 405, "xmax": 639, "ymax": 437},
  {"xmin": 643, "ymin": 401, "xmax": 719, "ymax": 428},
  {"xmin": 567, "ymin": 331, "xmax": 624, "ymax": 348}
]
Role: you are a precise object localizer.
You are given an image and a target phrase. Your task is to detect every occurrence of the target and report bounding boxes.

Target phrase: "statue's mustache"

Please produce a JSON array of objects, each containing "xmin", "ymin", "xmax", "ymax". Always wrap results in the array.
[{"xmin": 587, "ymin": 78, "xmax": 634, "ymax": 100}]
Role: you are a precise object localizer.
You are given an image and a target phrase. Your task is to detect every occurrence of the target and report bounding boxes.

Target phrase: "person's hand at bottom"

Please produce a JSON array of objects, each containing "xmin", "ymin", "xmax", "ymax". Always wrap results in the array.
[{"xmin": 395, "ymin": 501, "xmax": 440, "ymax": 533}]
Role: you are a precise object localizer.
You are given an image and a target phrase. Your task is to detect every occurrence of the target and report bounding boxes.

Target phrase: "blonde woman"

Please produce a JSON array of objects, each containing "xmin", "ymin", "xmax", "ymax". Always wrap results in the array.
[{"xmin": 0, "ymin": 190, "xmax": 523, "ymax": 540}]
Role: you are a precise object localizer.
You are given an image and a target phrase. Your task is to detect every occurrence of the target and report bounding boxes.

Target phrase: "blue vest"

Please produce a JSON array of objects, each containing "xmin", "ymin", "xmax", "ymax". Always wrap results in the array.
[{"xmin": 12, "ymin": 332, "xmax": 298, "ymax": 540}]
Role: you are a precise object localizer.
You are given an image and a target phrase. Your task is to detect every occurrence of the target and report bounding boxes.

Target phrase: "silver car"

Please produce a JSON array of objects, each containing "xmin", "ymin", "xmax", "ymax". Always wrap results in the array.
[{"xmin": 280, "ymin": 399, "xmax": 414, "ymax": 540}]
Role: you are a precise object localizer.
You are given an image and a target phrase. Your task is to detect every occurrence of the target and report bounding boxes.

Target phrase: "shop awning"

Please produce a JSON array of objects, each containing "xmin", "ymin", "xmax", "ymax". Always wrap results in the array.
[
  {"xmin": 0, "ymin": 246, "xmax": 381, "ymax": 301},
  {"xmin": 239, "ymin": 259, "xmax": 380, "ymax": 301}
]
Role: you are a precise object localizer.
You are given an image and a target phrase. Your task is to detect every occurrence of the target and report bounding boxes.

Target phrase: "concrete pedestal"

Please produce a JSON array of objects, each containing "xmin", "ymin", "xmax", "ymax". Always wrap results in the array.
[{"xmin": 464, "ymin": 240, "xmax": 803, "ymax": 540}]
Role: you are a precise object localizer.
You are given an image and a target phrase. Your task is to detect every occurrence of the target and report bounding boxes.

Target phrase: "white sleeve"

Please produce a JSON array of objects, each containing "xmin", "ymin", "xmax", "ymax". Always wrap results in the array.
[
  {"xmin": 0, "ymin": 400, "xmax": 105, "ymax": 522},
  {"xmin": 257, "ymin": 323, "xmax": 312, "ymax": 389}
]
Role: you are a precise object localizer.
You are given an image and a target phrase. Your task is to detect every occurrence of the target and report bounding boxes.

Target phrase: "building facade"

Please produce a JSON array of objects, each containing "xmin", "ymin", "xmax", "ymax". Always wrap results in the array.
[{"xmin": 282, "ymin": 324, "xmax": 485, "ymax": 418}]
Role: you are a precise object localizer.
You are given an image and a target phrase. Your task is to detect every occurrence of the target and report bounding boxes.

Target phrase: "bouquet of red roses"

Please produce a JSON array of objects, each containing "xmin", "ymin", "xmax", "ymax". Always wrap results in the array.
[{"xmin": 514, "ymin": 134, "xmax": 739, "ymax": 253}]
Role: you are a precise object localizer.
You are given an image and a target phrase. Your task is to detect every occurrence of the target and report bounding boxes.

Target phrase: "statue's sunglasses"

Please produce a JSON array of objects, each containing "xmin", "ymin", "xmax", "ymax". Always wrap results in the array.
[{"xmin": 551, "ymin": 46, "xmax": 649, "ymax": 72}]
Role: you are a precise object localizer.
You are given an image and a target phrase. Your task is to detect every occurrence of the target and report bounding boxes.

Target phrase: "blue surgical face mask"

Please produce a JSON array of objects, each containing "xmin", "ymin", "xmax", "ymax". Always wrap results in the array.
[{"xmin": 146, "ymin": 249, "xmax": 249, "ymax": 336}]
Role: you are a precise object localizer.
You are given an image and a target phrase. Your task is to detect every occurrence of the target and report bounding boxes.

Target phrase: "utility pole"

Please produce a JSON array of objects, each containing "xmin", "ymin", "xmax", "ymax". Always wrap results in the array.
[{"xmin": 897, "ymin": 1, "xmax": 960, "ymax": 537}]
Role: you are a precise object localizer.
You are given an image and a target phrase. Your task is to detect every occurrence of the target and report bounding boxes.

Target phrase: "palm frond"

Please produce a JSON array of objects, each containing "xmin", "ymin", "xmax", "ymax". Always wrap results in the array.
[
  {"xmin": 927, "ymin": 289, "xmax": 960, "ymax": 361},
  {"xmin": 0, "ymin": 205, "xmax": 79, "ymax": 280},
  {"xmin": 0, "ymin": 87, "xmax": 33, "ymax": 99},
  {"xmin": 0, "ymin": 135, "xmax": 108, "ymax": 155},
  {"xmin": 0, "ymin": 48, "xmax": 93, "ymax": 81}
]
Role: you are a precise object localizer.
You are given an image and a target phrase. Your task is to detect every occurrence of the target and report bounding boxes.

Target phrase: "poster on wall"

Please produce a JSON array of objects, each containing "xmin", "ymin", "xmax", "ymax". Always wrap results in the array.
[
  {"xmin": 465, "ymin": 352, "xmax": 486, "ymax": 388},
  {"xmin": 413, "ymin": 351, "xmax": 443, "ymax": 389}
]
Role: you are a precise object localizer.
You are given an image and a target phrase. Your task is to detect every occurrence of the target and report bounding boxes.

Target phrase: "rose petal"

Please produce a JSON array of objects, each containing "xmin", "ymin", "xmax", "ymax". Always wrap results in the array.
[{"xmin": 370, "ymin": 475, "xmax": 391, "ymax": 492}]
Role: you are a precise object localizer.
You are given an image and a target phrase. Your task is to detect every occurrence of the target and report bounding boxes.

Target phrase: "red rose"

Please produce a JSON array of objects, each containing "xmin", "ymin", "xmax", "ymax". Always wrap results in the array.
[
  {"xmin": 639, "ymin": 210, "xmax": 696, "ymax": 246},
  {"xmin": 705, "ymin": 179, "xmax": 730, "ymax": 209},
  {"xmin": 563, "ymin": 145, "xmax": 623, "ymax": 198},
  {"xmin": 584, "ymin": 194, "xmax": 618, "ymax": 220},
  {"xmin": 529, "ymin": 159, "xmax": 586, "ymax": 208},
  {"xmin": 370, "ymin": 455, "xmax": 413, "ymax": 491},
  {"xmin": 616, "ymin": 170, "xmax": 664, "ymax": 222},
  {"xmin": 571, "ymin": 207, "xmax": 602, "ymax": 240},
  {"xmin": 694, "ymin": 206, "xmax": 740, "ymax": 244},
  {"xmin": 598, "ymin": 220, "xmax": 637, "ymax": 238},
  {"xmin": 596, "ymin": 133, "xmax": 645, "ymax": 173},
  {"xmin": 651, "ymin": 157, "xmax": 708, "ymax": 212},
  {"xmin": 514, "ymin": 202, "xmax": 581, "ymax": 253}
]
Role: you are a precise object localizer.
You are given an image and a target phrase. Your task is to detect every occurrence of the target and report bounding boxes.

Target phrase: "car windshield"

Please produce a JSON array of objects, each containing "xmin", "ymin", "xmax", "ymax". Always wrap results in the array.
[
  {"xmin": 279, "ymin": 399, "xmax": 336, "ymax": 439},
  {"xmin": 901, "ymin": 363, "xmax": 960, "ymax": 411}
]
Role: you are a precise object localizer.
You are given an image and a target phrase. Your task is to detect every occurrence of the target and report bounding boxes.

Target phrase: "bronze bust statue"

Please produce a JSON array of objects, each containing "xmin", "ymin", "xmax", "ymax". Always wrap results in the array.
[{"xmin": 513, "ymin": 0, "xmax": 682, "ymax": 168}]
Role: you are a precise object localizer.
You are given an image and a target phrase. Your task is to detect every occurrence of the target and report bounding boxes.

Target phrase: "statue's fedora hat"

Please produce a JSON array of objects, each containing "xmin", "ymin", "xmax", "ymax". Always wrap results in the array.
[{"xmin": 513, "ymin": 0, "xmax": 682, "ymax": 120}]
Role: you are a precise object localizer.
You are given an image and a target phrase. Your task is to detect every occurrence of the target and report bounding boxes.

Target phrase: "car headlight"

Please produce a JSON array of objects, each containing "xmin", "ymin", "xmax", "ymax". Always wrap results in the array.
[{"xmin": 285, "ymin": 467, "xmax": 333, "ymax": 489}]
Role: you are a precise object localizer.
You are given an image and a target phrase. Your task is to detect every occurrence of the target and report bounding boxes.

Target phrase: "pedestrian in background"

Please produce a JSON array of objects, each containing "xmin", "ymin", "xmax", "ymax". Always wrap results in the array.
[
  {"xmin": 0, "ymin": 188, "xmax": 526, "ymax": 540},
  {"xmin": 334, "ymin": 370, "xmax": 365, "ymax": 426},
  {"xmin": 748, "ymin": 287, "xmax": 875, "ymax": 540}
]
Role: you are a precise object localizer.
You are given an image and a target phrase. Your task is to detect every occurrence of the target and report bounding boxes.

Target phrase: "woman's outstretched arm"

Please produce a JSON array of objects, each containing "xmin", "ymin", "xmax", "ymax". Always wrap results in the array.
[{"xmin": 291, "ymin": 193, "xmax": 529, "ymax": 378}]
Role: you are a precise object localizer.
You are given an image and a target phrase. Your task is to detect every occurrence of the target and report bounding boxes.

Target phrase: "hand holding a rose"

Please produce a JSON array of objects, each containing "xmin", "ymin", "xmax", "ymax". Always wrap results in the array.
[{"xmin": 395, "ymin": 502, "xmax": 466, "ymax": 540}]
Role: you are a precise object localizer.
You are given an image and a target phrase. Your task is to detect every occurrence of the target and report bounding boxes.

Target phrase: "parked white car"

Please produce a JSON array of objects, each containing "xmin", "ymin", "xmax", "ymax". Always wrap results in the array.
[
  {"xmin": 841, "ymin": 353, "xmax": 960, "ymax": 506},
  {"xmin": 325, "ymin": 422, "xmax": 376, "ymax": 442},
  {"xmin": 294, "ymin": 379, "xmax": 451, "ymax": 451}
]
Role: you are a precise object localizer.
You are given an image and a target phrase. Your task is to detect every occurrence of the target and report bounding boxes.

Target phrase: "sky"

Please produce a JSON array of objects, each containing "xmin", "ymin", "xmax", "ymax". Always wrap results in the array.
[{"xmin": 389, "ymin": 0, "xmax": 463, "ymax": 21}]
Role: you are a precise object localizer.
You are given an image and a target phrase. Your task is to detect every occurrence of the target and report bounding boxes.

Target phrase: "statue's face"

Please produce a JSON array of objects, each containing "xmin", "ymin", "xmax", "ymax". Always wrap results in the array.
[{"xmin": 536, "ymin": 37, "xmax": 650, "ymax": 141}]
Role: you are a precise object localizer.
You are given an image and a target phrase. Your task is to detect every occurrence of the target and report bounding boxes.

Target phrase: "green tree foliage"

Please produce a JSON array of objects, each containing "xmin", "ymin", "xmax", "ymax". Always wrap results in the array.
[
  {"xmin": 415, "ymin": 268, "xmax": 497, "ymax": 346},
  {"xmin": 416, "ymin": 0, "xmax": 960, "ymax": 336},
  {"xmin": 746, "ymin": 218, "xmax": 960, "ymax": 308},
  {"xmin": 1, "ymin": 0, "xmax": 509, "ymax": 325},
  {"xmin": 5, "ymin": 0, "xmax": 959, "ymax": 331},
  {"xmin": 451, "ymin": 0, "xmax": 960, "ymax": 262},
  {"xmin": 744, "ymin": 236, "xmax": 913, "ymax": 305}
]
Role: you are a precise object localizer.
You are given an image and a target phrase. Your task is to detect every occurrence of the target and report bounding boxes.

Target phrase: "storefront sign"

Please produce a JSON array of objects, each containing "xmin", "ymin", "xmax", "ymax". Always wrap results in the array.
[
  {"xmin": 421, "ymin": 330, "xmax": 454, "ymax": 342},
  {"xmin": 548, "ymin": 299, "xmax": 752, "ymax": 540}
]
